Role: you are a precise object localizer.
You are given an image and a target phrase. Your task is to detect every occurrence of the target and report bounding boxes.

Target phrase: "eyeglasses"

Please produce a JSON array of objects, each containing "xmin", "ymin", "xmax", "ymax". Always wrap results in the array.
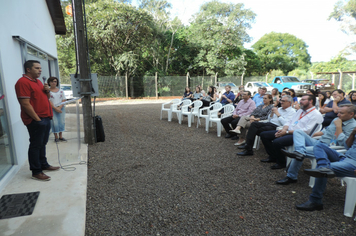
[{"xmin": 280, "ymin": 100, "xmax": 288, "ymax": 102}]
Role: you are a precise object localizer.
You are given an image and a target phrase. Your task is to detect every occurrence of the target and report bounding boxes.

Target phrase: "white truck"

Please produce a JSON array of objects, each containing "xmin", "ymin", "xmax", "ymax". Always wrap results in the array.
[{"xmin": 244, "ymin": 81, "xmax": 273, "ymax": 96}]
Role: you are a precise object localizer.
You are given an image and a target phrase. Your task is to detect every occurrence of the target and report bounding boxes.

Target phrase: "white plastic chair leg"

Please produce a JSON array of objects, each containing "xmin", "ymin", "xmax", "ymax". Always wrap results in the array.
[
  {"xmin": 187, "ymin": 114, "xmax": 192, "ymax": 127},
  {"xmin": 217, "ymin": 123, "xmax": 222, "ymax": 137},
  {"xmin": 206, "ymin": 119, "xmax": 210, "ymax": 133},
  {"xmin": 308, "ymin": 158, "xmax": 317, "ymax": 188},
  {"xmin": 168, "ymin": 110, "xmax": 172, "ymax": 122},
  {"xmin": 341, "ymin": 177, "xmax": 356, "ymax": 217},
  {"xmin": 160, "ymin": 110, "xmax": 163, "ymax": 120}
]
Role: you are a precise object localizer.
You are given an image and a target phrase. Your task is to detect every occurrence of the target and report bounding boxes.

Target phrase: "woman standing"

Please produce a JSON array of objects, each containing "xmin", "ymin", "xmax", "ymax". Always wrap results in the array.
[
  {"xmin": 48, "ymin": 77, "xmax": 67, "ymax": 142},
  {"xmin": 230, "ymin": 94, "xmax": 274, "ymax": 146}
]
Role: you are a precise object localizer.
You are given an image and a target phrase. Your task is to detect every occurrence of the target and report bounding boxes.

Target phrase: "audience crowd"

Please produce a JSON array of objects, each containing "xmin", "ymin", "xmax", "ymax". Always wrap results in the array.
[{"xmin": 176, "ymin": 85, "xmax": 356, "ymax": 213}]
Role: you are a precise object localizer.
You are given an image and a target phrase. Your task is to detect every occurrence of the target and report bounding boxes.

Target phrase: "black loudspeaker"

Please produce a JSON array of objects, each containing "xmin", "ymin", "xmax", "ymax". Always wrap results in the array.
[{"xmin": 94, "ymin": 115, "xmax": 105, "ymax": 142}]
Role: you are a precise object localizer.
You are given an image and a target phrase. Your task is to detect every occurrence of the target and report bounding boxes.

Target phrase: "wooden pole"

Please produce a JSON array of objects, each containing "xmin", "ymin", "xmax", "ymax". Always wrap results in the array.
[
  {"xmin": 72, "ymin": 0, "xmax": 94, "ymax": 144},
  {"xmin": 155, "ymin": 72, "xmax": 158, "ymax": 99},
  {"xmin": 215, "ymin": 72, "xmax": 218, "ymax": 85},
  {"xmin": 265, "ymin": 73, "xmax": 269, "ymax": 83},
  {"xmin": 125, "ymin": 71, "xmax": 128, "ymax": 99}
]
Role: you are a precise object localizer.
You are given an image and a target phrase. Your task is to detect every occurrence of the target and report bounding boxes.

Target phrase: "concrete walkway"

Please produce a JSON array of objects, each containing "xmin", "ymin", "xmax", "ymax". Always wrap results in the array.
[{"xmin": 0, "ymin": 113, "xmax": 87, "ymax": 236}]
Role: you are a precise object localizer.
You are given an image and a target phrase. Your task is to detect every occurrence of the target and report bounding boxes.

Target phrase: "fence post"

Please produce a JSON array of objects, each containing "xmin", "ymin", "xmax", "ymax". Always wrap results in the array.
[
  {"xmin": 155, "ymin": 72, "xmax": 158, "ymax": 99},
  {"xmin": 332, "ymin": 74, "xmax": 335, "ymax": 84},
  {"xmin": 125, "ymin": 72, "xmax": 128, "ymax": 99},
  {"xmin": 215, "ymin": 72, "xmax": 218, "ymax": 85},
  {"xmin": 186, "ymin": 72, "xmax": 189, "ymax": 87},
  {"xmin": 338, "ymin": 69, "xmax": 343, "ymax": 90}
]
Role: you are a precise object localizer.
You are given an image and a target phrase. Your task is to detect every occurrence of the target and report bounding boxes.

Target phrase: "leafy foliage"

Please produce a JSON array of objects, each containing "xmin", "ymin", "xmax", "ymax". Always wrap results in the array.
[
  {"xmin": 252, "ymin": 32, "xmax": 311, "ymax": 75},
  {"xmin": 187, "ymin": 0, "xmax": 255, "ymax": 76},
  {"xmin": 329, "ymin": 0, "xmax": 356, "ymax": 54}
]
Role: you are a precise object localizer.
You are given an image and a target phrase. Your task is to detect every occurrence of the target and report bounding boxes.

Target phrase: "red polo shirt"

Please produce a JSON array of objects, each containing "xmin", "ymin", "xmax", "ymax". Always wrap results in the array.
[{"xmin": 15, "ymin": 75, "xmax": 53, "ymax": 125}]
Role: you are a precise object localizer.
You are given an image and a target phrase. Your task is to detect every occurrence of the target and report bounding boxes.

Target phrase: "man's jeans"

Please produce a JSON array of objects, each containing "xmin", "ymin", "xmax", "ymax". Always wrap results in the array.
[
  {"xmin": 287, "ymin": 130, "xmax": 318, "ymax": 180},
  {"xmin": 26, "ymin": 117, "xmax": 51, "ymax": 175},
  {"xmin": 309, "ymin": 142, "xmax": 356, "ymax": 204}
]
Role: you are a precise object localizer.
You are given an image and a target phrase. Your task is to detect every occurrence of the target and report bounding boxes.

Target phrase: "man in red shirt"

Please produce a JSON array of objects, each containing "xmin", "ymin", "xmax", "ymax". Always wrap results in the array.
[{"xmin": 15, "ymin": 60, "xmax": 59, "ymax": 181}]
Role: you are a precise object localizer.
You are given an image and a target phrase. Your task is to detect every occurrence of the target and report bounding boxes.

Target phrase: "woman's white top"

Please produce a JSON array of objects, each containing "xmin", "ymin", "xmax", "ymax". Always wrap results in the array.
[{"xmin": 49, "ymin": 89, "xmax": 66, "ymax": 107}]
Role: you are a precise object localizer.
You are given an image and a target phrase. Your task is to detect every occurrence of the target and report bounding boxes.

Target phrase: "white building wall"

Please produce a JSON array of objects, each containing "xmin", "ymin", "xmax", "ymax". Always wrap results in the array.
[{"xmin": 0, "ymin": 0, "xmax": 59, "ymax": 191}]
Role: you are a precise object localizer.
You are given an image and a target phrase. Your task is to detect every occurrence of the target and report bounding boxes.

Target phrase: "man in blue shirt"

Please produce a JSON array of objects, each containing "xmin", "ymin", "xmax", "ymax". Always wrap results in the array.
[
  {"xmin": 220, "ymin": 85, "xmax": 235, "ymax": 105},
  {"xmin": 252, "ymin": 87, "xmax": 267, "ymax": 106},
  {"xmin": 276, "ymin": 104, "xmax": 356, "ymax": 185},
  {"xmin": 321, "ymin": 89, "xmax": 350, "ymax": 128},
  {"xmin": 295, "ymin": 126, "xmax": 356, "ymax": 211}
]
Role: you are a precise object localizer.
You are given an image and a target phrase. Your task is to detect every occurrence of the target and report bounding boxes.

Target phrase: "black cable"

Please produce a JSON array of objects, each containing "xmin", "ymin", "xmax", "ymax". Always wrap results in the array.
[
  {"xmin": 71, "ymin": 0, "xmax": 79, "ymax": 78},
  {"xmin": 51, "ymin": 104, "xmax": 87, "ymax": 171}
]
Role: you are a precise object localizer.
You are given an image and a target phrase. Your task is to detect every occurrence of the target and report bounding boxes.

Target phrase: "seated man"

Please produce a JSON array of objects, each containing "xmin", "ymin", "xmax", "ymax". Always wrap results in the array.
[
  {"xmin": 237, "ymin": 95, "xmax": 296, "ymax": 156},
  {"xmin": 259, "ymin": 95, "xmax": 323, "ymax": 169},
  {"xmin": 276, "ymin": 104, "xmax": 356, "ymax": 185},
  {"xmin": 221, "ymin": 91, "xmax": 255, "ymax": 139},
  {"xmin": 320, "ymin": 89, "xmax": 350, "ymax": 128},
  {"xmin": 296, "ymin": 128, "xmax": 356, "ymax": 211},
  {"xmin": 253, "ymin": 87, "xmax": 267, "ymax": 106},
  {"xmin": 220, "ymin": 85, "xmax": 235, "ymax": 106}
]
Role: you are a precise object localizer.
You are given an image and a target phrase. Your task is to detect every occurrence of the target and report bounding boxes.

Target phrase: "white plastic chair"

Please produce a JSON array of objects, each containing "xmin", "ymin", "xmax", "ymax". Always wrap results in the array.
[
  {"xmin": 171, "ymin": 99, "xmax": 191, "ymax": 124},
  {"xmin": 197, "ymin": 103, "xmax": 222, "ymax": 130},
  {"xmin": 252, "ymin": 119, "xmax": 269, "ymax": 150},
  {"xmin": 207, "ymin": 104, "xmax": 235, "ymax": 137},
  {"xmin": 160, "ymin": 99, "xmax": 181, "ymax": 121},
  {"xmin": 181, "ymin": 100, "xmax": 203, "ymax": 127},
  {"xmin": 339, "ymin": 177, "xmax": 356, "ymax": 218}
]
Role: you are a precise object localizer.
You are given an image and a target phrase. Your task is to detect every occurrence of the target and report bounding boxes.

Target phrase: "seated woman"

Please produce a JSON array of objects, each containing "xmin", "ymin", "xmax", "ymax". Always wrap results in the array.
[
  {"xmin": 201, "ymin": 86, "xmax": 217, "ymax": 107},
  {"xmin": 233, "ymin": 85, "xmax": 245, "ymax": 106},
  {"xmin": 271, "ymin": 88, "xmax": 280, "ymax": 107},
  {"xmin": 182, "ymin": 87, "xmax": 193, "ymax": 100},
  {"xmin": 288, "ymin": 88, "xmax": 298, "ymax": 106},
  {"xmin": 348, "ymin": 91, "xmax": 356, "ymax": 105},
  {"xmin": 230, "ymin": 94, "xmax": 274, "ymax": 145},
  {"xmin": 191, "ymin": 86, "xmax": 203, "ymax": 101},
  {"xmin": 318, "ymin": 92, "xmax": 330, "ymax": 109}
]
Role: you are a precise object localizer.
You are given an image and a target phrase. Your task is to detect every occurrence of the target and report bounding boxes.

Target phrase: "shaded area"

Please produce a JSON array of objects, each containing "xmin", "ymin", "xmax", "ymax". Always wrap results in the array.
[{"xmin": 86, "ymin": 103, "xmax": 355, "ymax": 235}]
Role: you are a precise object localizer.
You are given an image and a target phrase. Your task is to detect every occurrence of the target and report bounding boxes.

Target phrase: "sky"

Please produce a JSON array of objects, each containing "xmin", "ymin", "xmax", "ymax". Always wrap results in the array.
[{"xmin": 131, "ymin": 0, "xmax": 356, "ymax": 62}]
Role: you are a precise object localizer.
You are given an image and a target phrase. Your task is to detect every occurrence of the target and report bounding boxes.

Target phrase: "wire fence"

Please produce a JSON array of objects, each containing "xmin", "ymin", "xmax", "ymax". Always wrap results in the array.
[{"xmin": 60, "ymin": 73, "xmax": 356, "ymax": 98}]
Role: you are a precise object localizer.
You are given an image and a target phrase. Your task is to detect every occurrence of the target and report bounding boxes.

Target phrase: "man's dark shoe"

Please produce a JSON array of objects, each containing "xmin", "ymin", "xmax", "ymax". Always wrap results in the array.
[
  {"xmin": 276, "ymin": 176, "xmax": 297, "ymax": 185},
  {"xmin": 236, "ymin": 150, "xmax": 253, "ymax": 156},
  {"xmin": 43, "ymin": 166, "xmax": 60, "ymax": 171},
  {"xmin": 281, "ymin": 149, "xmax": 305, "ymax": 161},
  {"xmin": 237, "ymin": 144, "xmax": 247, "ymax": 149},
  {"xmin": 260, "ymin": 158, "xmax": 276, "ymax": 163},
  {"xmin": 296, "ymin": 201, "xmax": 323, "ymax": 211},
  {"xmin": 32, "ymin": 172, "xmax": 51, "ymax": 181},
  {"xmin": 303, "ymin": 167, "xmax": 336, "ymax": 178},
  {"xmin": 271, "ymin": 163, "xmax": 286, "ymax": 169},
  {"xmin": 231, "ymin": 136, "xmax": 239, "ymax": 140},
  {"xmin": 225, "ymin": 133, "xmax": 233, "ymax": 138}
]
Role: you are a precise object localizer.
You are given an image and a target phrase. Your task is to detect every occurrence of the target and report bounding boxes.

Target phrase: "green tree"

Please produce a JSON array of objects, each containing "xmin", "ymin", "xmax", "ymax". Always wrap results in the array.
[
  {"xmin": 252, "ymin": 32, "xmax": 311, "ymax": 75},
  {"xmin": 187, "ymin": 0, "xmax": 256, "ymax": 76},
  {"xmin": 310, "ymin": 54, "xmax": 356, "ymax": 73},
  {"xmin": 243, "ymin": 49, "xmax": 262, "ymax": 76},
  {"xmin": 329, "ymin": 0, "xmax": 356, "ymax": 53}
]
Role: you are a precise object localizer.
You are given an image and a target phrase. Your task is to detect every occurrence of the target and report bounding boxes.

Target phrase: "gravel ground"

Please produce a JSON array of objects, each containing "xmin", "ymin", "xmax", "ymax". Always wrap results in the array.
[{"xmin": 86, "ymin": 101, "xmax": 356, "ymax": 235}]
